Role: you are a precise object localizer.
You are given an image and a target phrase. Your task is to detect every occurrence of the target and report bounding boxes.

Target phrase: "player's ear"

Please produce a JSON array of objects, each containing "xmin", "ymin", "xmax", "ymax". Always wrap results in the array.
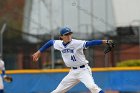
[{"xmin": 59, "ymin": 36, "xmax": 63, "ymax": 40}]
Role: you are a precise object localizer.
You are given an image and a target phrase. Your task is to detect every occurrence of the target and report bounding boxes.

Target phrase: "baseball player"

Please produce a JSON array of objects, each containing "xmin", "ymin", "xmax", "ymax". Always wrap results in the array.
[
  {"xmin": 0, "ymin": 59, "xmax": 5, "ymax": 93},
  {"xmin": 32, "ymin": 27, "xmax": 114, "ymax": 93},
  {"xmin": 0, "ymin": 59, "xmax": 13, "ymax": 93}
]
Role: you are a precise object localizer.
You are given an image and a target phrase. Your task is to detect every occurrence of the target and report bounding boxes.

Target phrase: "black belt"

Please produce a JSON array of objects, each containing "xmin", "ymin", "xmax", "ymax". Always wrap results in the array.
[{"xmin": 72, "ymin": 65, "xmax": 85, "ymax": 69}]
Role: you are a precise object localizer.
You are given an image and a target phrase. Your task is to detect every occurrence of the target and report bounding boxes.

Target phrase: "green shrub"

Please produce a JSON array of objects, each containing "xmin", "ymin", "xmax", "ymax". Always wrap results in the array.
[{"xmin": 116, "ymin": 60, "xmax": 140, "ymax": 67}]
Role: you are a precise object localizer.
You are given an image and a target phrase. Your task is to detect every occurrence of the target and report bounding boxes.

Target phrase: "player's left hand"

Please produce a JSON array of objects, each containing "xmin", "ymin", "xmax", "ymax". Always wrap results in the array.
[
  {"xmin": 4, "ymin": 76, "xmax": 13, "ymax": 83},
  {"xmin": 107, "ymin": 40, "xmax": 115, "ymax": 48},
  {"xmin": 104, "ymin": 40, "xmax": 115, "ymax": 54}
]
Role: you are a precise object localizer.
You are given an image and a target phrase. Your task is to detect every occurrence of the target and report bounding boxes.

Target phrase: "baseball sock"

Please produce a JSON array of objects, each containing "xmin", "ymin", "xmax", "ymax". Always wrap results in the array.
[
  {"xmin": 99, "ymin": 90, "xmax": 104, "ymax": 93},
  {"xmin": 0, "ymin": 90, "xmax": 4, "ymax": 93}
]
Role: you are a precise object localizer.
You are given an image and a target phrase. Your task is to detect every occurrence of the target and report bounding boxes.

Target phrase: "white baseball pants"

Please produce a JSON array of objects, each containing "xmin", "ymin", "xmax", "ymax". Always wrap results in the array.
[{"xmin": 51, "ymin": 65, "xmax": 102, "ymax": 93}]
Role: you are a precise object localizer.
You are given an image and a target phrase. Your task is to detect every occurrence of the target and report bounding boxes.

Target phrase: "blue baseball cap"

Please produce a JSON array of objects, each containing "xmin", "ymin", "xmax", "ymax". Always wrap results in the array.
[{"xmin": 60, "ymin": 27, "xmax": 73, "ymax": 36}]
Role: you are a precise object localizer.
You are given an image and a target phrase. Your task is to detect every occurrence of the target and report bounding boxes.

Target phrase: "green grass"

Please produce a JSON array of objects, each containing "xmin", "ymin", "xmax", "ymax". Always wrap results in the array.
[{"xmin": 116, "ymin": 60, "xmax": 140, "ymax": 67}]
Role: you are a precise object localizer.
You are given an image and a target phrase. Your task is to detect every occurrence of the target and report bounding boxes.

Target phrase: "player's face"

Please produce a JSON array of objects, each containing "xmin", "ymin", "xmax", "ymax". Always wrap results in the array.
[{"xmin": 61, "ymin": 33, "xmax": 72, "ymax": 43}]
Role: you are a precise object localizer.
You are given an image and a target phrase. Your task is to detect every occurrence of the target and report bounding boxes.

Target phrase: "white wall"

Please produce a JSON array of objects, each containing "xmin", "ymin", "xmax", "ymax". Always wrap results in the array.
[{"xmin": 113, "ymin": 0, "xmax": 140, "ymax": 27}]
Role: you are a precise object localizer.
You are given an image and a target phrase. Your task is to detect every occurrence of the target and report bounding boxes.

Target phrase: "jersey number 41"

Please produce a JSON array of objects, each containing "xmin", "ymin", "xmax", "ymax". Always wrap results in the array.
[{"xmin": 71, "ymin": 55, "xmax": 76, "ymax": 62}]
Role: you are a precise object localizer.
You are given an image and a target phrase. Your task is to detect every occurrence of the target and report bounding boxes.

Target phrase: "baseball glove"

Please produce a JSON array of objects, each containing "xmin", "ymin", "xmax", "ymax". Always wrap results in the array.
[
  {"xmin": 4, "ymin": 76, "xmax": 13, "ymax": 83},
  {"xmin": 104, "ymin": 40, "xmax": 115, "ymax": 54}
]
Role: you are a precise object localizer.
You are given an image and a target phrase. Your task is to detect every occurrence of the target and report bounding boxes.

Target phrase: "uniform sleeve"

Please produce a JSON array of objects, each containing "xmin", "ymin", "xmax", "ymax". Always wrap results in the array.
[
  {"xmin": 76, "ymin": 40, "xmax": 87, "ymax": 49},
  {"xmin": 85, "ymin": 40, "xmax": 102, "ymax": 48},
  {"xmin": 39, "ymin": 40, "xmax": 54, "ymax": 52},
  {"xmin": 53, "ymin": 40, "xmax": 62, "ymax": 50}
]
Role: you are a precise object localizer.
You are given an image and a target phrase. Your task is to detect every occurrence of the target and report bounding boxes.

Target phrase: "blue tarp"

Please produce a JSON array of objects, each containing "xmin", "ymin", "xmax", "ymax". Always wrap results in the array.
[{"xmin": 4, "ymin": 70, "xmax": 140, "ymax": 93}]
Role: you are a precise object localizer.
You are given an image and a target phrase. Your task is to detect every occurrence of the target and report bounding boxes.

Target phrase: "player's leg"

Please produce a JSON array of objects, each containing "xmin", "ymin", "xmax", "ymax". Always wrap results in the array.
[
  {"xmin": 79, "ymin": 66, "xmax": 104, "ymax": 93},
  {"xmin": 51, "ymin": 71, "xmax": 80, "ymax": 93},
  {"xmin": 0, "ymin": 77, "xmax": 4, "ymax": 93}
]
